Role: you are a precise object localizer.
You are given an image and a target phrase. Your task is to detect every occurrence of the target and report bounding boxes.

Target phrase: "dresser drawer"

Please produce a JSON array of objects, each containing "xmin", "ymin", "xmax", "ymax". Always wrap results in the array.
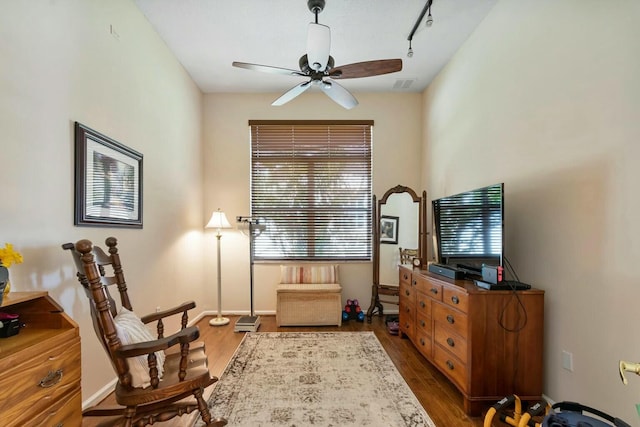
[
  {"xmin": 414, "ymin": 329, "xmax": 432, "ymax": 359},
  {"xmin": 399, "ymin": 302, "xmax": 415, "ymax": 337},
  {"xmin": 414, "ymin": 274, "xmax": 442, "ymax": 301},
  {"xmin": 434, "ymin": 325, "xmax": 468, "ymax": 364},
  {"xmin": 416, "ymin": 310, "xmax": 431, "ymax": 334},
  {"xmin": 399, "ymin": 280, "xmax": 415, "ymax": 302},
  {"xmin": 434, "ymin": 345, "xmax": 467, "ymax": 391},
  {"xmin": 32, "ymin": 388, "xmax": 82, "ymax": 427},
  {"xmin": 416, "ymin": 291, "xmax": 431, "ymax": 317},
  {"xmin": 0, "ymin": 337, "xmax": 81, "ymax": 426},
  {"xmin": 433, "ymin": 302, "xmax": 468, "ymax": 338},
  {"xmin": 443, "ymin": 286, "xmax": 469, "ymax": 313},
  {"xmin": 399, "ymin": 268, "xmax": 412, "ymax": 286}
]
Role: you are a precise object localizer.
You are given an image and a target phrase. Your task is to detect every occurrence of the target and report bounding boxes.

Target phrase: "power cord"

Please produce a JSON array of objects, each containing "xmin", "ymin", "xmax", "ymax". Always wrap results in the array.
[
  {"xmin": 500, "ymin": 256, "xmax": 531, "ymax": 390},
  {"xmin": 498, "ymin": 256, "xmax": 528, "ymax": 333}
]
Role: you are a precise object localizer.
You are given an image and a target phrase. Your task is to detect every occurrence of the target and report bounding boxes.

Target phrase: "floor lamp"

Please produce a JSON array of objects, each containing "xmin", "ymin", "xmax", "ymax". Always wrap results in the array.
[{"xmin": 206, "ymin": 208, "xmax": 232, "ymax": 326}]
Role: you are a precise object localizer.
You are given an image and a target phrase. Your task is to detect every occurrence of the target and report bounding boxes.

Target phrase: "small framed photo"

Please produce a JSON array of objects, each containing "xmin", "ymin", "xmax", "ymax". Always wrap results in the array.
[
  {"xmin": 74, "ymin": 122, "xmax": 143, "ymax": 228},
  {"xmin": 380, "ymin": 215, "xmax": 399, "ymax": 244}
]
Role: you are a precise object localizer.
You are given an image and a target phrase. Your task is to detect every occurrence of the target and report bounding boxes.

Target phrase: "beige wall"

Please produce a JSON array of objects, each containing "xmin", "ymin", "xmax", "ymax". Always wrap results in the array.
[
  {"xmin": 423, "ymin": 0, "xmax": 640, "ymax": 422},
  {"xmin": 0, "ymin": 1, "xmax": 205, "ymax": 404},
  {"xmin": 203, "ymin": 93, "xmax": 423, "ymax": 316}
]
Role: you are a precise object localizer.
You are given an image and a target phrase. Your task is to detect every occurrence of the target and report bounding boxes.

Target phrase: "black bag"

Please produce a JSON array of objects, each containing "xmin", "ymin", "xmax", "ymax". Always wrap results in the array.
[
  {"xmin": 0, "ymin": 312, "xmax": 20, "ymax": 338},
  {"xmin": 542, "ymin": 401, "xmax": 631, "ymax": 427}
]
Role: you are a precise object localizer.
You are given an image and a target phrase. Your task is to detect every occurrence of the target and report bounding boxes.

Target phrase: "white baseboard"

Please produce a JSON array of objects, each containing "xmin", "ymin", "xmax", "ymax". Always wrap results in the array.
[
  {"xmin": 82, "ymin": 377, "xmax": 117, "ymax": 411},
  {"xmin": 542, "ymin": 393, "xmax": 555, "ymax": 405},
  {"xmin": 195, "ymin": 310, "xmax": 276, "ymax": 324}
]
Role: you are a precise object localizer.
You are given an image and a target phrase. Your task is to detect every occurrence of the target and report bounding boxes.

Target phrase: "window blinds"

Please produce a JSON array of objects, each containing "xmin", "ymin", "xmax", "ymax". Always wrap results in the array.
[{"xmin": 249, "ymin": 121, "xmax": 373, "ymax": 261}]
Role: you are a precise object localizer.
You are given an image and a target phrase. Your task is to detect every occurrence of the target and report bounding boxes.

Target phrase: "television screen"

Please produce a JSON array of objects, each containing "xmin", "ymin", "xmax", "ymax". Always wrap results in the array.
[{"xmin": 432, "ymin": 183, "xmax": 504, "ymax": 276}]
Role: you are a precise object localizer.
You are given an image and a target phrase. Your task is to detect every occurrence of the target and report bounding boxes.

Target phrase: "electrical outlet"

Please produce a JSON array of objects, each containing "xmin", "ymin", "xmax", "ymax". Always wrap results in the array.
[{"xmin": 562, "ymin": 350, "xmax": 574, "ymax": 372}]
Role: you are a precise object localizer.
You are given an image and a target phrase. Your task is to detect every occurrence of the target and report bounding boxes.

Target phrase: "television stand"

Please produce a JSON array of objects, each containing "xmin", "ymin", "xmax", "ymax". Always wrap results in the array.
[{"xmin": 399, "ymin": 266, "xmax": 544, "ymax": 416}]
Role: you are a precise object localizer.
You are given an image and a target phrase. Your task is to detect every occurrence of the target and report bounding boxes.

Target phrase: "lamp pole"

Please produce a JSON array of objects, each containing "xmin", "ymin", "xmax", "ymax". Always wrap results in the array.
[
  {"xmin": 210, "ymin": 229, "xmax": 229, "ymax": 326},
  {"xmin": 206, "ymin": 209, "xmax": 231, "ymax": 326}
]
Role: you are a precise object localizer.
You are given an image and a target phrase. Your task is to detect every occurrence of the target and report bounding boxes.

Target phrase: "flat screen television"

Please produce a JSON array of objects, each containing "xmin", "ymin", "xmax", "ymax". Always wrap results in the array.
[{"xmin": 432, "ymin": 183, "xmax": 504, "ymax": 277}]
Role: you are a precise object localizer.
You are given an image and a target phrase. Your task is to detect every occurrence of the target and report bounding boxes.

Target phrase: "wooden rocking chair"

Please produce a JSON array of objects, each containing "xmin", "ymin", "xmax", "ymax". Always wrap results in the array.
[{"xmin": 62, "ymin": 237, "xmax": 226, "ymax": 427}]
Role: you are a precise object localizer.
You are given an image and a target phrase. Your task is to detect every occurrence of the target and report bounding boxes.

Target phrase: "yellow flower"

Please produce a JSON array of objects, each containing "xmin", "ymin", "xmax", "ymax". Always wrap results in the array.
[{"xmin": 0, "ymin": 243, "xmax": 24, "ymax": 268}]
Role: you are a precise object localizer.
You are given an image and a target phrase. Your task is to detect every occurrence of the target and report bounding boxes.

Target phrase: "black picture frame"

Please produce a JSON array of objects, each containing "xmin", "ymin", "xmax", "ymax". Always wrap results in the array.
[
  {"xmin": 74, "ymin": 122, "xmax": 143, "ymax": 228},
  {"xmin": 380, "ymin": 215, "xmax": 399, "ymax": 244}
]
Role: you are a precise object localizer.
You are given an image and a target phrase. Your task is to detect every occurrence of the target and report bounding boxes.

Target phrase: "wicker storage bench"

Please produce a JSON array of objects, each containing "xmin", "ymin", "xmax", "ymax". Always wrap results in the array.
[{"xmin": 276, "ymin": 265, "xmax": 342, "ymax": 327}]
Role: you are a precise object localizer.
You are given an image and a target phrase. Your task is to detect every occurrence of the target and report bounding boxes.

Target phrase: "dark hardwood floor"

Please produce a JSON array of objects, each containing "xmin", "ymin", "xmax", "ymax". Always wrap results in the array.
[{"xmin": 83, "ymin": 314, "xmax": 509, "ymax": 426}]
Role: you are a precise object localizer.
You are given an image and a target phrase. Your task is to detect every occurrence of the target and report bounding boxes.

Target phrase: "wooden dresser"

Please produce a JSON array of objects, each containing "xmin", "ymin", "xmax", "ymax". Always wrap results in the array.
[
  {"xmin": 0, "ymin": 291, "xmax": 81, "ymax": 426},
  {"xmin": 399, "ymin": 266, "xmax": 544, "ymax": 416}
]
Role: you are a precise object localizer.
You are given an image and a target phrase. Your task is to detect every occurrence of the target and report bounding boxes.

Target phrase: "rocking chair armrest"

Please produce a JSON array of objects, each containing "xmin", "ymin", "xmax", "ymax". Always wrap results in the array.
[
  {"xmin": 116, "ymin": 326, "xmax": 200, "ymax": 359},
  {"xmin": 140, "ymin": 301, "xmax": 196, "ymax": 324}
]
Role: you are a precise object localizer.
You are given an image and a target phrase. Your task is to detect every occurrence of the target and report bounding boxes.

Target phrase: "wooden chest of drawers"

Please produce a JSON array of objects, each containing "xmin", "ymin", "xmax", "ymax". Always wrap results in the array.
[
  {"xmin": 0, "ymin": 292, "xmax": 81, "ymax": 426},
  {"xmin": 399, "ymin": 266, "xmax": 544, "ymax": 416}
]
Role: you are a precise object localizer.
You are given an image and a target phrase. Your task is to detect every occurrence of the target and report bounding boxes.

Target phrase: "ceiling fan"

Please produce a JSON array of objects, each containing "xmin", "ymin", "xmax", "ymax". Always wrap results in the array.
[{"xmin": 232, "ymin": 0, "xmax": 403, "ymax": 110}]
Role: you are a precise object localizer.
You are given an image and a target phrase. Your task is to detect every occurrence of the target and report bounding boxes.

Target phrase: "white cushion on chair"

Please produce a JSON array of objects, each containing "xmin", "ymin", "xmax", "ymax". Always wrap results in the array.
[{"xmin": 114, "ymin": 307, "xmax": 165, "ymax": 388}]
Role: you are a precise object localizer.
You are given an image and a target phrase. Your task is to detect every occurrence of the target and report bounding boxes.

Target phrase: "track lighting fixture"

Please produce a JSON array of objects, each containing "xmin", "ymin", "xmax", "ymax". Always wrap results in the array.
[{"xmin": 406, "ymin": 0, "xmax": 433, "ymax": 59}]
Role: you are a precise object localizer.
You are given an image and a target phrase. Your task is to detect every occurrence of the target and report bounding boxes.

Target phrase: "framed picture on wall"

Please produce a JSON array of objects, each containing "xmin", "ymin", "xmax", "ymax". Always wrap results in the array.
[
  {"xmin": 74, "ymin": 122, "xmax": 143, "ymax": 228},
  {"xmin": 380, "ymin": 215, "xmax": 399, "ymax": 244}
]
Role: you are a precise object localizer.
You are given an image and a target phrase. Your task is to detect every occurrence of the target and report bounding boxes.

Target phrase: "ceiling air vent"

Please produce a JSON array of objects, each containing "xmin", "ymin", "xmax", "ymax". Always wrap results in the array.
[{"xmin": 393, "ymin": 78, "xmax": 416, "ymax": 90}]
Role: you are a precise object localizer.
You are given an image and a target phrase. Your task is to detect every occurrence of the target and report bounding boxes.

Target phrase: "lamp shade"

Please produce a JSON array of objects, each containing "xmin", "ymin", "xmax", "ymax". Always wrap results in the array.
[{"xmin": 206, "ymin": 209, "xmax": 232, "ymax": 230}]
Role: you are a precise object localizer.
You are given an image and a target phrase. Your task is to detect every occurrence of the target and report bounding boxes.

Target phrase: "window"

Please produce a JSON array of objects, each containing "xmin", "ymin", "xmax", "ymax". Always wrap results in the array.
[{"xmin": 249, "ymin": 120, "xmax": 373, "ymax": 261}]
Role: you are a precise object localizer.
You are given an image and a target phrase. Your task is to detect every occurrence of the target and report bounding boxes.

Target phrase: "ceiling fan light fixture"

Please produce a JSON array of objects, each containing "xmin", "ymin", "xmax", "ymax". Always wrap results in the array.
[{"xmin": 233, "ymin": 0, "xmax": 401, "ymax": 109}]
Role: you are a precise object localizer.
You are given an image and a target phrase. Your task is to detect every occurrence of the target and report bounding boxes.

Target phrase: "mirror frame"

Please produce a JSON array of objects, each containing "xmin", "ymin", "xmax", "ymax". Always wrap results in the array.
[{"xmin": 373, "ymin": 185, "xmax": 427, "ymax": 288}]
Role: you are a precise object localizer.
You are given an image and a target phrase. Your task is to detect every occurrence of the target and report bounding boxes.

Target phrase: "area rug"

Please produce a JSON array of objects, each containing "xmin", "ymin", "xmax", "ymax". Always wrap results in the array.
[{"xmin": 194, "ymin": 332, "xmax": 436, "ymax": 427}]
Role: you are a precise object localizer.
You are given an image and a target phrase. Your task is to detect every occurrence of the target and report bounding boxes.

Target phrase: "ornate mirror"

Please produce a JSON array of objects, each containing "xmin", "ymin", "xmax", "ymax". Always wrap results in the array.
[{"xmin": 367, "ymin": 185, "xmax": 427, "ymax": 321}]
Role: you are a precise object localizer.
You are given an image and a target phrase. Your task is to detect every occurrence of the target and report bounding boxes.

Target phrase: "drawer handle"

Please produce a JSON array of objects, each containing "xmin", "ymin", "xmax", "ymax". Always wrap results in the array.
[
  {"xmin": 447, "ymin": 337, "xmax": 455, "ymax": 347},
  {"xmin": 412, "ymin": 280, "xmax": 417, "ymax": 286},
  {"xmin": 39, "ymin": 369, "xmax": 63, "ymax": 388},
  {"xmin": 404, "ymin": 274, "xmax": 409, "ymax": 280},
  {"xmin": 420, "ymin": 338, "xmax": 425, "ymax": 346},
  {"xmin": 420, "ymin": 301, "xmax": 426, "ymax": 308},
  {"xmin": 451, "ymin": 296, "xmax": 459, "ymax": 304},
  {"xmin": 420, "ymin": 319, "xmax": 426, "ymax": 327},
  {"xmin": 55, "ymin": 424, "xmax": 63, "ymax": 427},
  {"xmin": 430, "ymin": 288, "xmax": 438, "ymax": 295},
  {"xmin": 405, "ymin": 289, "xmax": 411, "ymax": 296},
  {"xmin": 446, "ymin": 360, "xmax": 455, "ymax": 370},
  {"xmin": 446, "ymin": 315, "xmax": 455, "ymax": 324}
]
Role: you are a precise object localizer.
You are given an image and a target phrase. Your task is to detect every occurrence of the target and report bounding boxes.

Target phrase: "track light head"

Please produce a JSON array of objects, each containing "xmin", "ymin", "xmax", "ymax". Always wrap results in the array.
[
  {"xmin": 426, "ymin": 6, "xmax": 433, "ymax": 27},
  {"xmin": 407, "ymin": 47, "xmax": 413, "ymax": 58}
]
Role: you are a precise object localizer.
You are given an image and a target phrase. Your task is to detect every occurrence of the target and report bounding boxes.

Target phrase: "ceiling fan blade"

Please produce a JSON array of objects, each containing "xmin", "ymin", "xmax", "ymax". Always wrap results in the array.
[
  {"xmin": 272, "ymin": 81, "xmax": 312, "ymax": 106},
  {"xmin": 232, "ymin": 61, "xmax": 305, "ymax": 77},
  {"xmin": 329, "ymin": 59, "xmax": 403, "ymax": 79},
  {"xmin": 320, "ymin": 80, "xmax": 358, "ymax": 110},
  {"xmin": 307, "ymin": 23, "xmax": 330, "ymax": 72}
]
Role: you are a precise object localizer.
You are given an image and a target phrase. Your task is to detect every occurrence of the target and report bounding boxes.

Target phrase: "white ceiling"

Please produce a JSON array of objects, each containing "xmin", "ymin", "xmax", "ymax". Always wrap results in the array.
[{"xmin": 133, "ymin": 0, "xmax": 497, "ymax": 95}]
